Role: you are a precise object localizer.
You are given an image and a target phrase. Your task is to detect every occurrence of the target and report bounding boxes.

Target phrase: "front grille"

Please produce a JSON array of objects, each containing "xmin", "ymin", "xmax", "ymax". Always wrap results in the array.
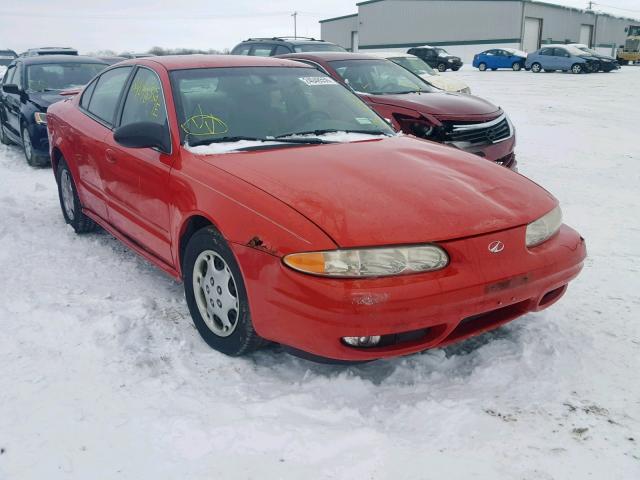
[{"xmin": 445, "ymin": 114, "xmax": 512, "ymax": 145}]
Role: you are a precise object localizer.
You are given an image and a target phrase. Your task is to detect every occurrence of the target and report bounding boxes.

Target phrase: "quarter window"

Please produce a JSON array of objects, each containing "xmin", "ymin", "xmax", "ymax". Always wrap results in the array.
[
  {"xmin": 233, "ymin": 45, "xmax": 251, "ymax": 55},
  {"xmin": 80, "ymin": 79, "xmax": 97, "ymax": 109},
  {"xmin": 87, "ymin": 67, "xmax": 132, "ymax": 124},
  {"xmin": 120, "ymin": 68, "xmax": 167, "ymax": 127}
]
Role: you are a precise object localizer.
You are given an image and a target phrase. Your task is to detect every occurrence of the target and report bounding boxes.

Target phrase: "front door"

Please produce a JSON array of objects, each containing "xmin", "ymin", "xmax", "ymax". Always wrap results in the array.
[
  {"xmin": 4, "ymin": 63, "xmax": 22, "ymax": 136},
  {"xmin": 101, "ymin": 66, "xmax": 174, "ymax": 265}
]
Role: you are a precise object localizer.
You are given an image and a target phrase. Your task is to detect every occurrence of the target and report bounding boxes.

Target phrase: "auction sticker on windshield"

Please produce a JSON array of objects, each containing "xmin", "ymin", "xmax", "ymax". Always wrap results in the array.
[{"xmin": 299, "ymin": 77, "xmax": 338, "ymax": 86}]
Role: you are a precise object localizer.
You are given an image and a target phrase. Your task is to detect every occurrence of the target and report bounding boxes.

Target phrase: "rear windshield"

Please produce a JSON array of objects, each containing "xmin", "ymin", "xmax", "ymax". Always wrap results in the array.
[
  {"xmin": 26, "ymin": 63, "xmax": 107, "ymax": 91},
  {"xmin": 329, "ymin": 59, "xmax": 434, "ymax": 95},
  {"xmin": 170, "ymin": 66, "xmax": 393, "ymax": 145},
  {"xmin": 293, "ymin": 43, "xmax": 346, "ymax": 53}
]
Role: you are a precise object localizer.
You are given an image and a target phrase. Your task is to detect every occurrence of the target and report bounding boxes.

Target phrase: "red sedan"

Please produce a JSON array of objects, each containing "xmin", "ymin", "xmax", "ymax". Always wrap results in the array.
[
  {"xmin": 46, "ymin": 55, "xmax": 585, "ymax": 362},
  {"xmin": 278, "ymin": 52, "xmax": 517, "ymax": 169}
]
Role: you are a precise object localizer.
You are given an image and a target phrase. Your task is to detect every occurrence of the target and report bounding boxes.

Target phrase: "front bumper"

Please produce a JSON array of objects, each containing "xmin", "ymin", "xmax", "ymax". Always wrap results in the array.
[{"xmin": 233, "ymin": 225, "xmax": 586, "ymax": 361}]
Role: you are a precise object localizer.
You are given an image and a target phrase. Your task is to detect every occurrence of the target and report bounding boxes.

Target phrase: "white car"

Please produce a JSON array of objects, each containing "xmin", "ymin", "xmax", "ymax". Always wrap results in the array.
[{"xmin": 368, "ymin": 52, "xmax": 471, "ymax": 94}]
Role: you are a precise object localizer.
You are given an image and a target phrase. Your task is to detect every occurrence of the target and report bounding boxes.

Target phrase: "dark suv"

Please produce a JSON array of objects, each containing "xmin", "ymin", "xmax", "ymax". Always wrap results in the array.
[
  {"xmin": 407, "ymin": 46, "xmax": 463, "ymax": 72},
  {"xmin": 0, "ymin": 55, "xmax": 107, "ymax": 166},
  {"xmin": 231, "ymin": 37, "xmax": 346, "ymax": 56},
  {"xmin": 19, "ymin": 47, "xmax": 79, "ymax": 57}
]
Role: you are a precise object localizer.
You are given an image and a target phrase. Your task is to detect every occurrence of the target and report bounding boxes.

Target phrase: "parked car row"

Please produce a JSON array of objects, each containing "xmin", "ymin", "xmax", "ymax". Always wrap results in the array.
[
  {"xmin": 473, "ymin": 44, "xmax": 620, "ymax": 73},
  {"xmin": 0, "ymin": 44, "xmax": 586, "ymax": 362}
]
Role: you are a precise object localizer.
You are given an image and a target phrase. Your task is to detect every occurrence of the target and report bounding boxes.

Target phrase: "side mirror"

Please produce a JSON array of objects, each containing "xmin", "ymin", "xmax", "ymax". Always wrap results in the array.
[
  {"xmin": 114, "ymin": 122, "xmax": 171, "ymax": 153},
  {"xmin": 2, "ymin": 84, "xmax": 20, "ymax": 95}
]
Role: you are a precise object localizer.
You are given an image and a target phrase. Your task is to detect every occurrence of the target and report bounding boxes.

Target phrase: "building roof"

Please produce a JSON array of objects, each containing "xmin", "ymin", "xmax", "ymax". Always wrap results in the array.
[{"xmin": 320, "ymin": 0, "xmax": 639, "ymax": 24}]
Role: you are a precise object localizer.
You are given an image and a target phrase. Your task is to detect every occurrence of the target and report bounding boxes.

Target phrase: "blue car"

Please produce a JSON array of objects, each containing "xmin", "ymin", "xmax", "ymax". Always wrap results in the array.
[
  {"xmin": 473, "ymin": 48, "xmax": 527, "ymax": 71},
  {"xmin": 0, "ymin": 55, "xmax": 107, "ymax": 166},
  {"xmin": 525, "ymin": 45, "xmax": 599, "ymax": 74}
]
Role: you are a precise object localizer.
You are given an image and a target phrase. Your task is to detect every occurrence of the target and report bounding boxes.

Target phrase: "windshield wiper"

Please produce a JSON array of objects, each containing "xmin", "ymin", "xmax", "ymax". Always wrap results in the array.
[
  {"xmin": 276, "ymin": 129, "xmax": 390, "ymax": 138},
  {"xmin": 188, "ymin": 135, "xmax": 331, "ymax": 148}
]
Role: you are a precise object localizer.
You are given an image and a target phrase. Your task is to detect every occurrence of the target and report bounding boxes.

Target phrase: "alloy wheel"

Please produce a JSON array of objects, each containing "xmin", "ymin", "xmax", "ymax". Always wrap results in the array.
[
  {"xmin": 60, "ymin": 168, "xmax": 75, "ymax": 220},
  {"xmin": 531, "ymin": 63, "xmax": 542, "ymax": 73},
  {"xmin": 192, "ymin": 250, "xmax": 240, "ymax": 337},
  {"xmin": 22, "ymin": 127, "xmax": 33, "ymax": 161}
]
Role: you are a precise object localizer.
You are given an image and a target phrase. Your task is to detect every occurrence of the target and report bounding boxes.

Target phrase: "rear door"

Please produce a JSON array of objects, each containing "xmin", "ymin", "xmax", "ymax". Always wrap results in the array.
[
  {"xmin": 101, "ymin": 66, "xmax": 174, "ymax": 264},
  {"xmin": 77, "ymin": 66, "xmax": 133, "ymax": 220}
]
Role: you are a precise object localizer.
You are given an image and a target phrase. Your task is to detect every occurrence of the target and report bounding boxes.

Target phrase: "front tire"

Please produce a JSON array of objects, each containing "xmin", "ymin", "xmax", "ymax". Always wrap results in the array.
[
  {"xmin": 56, "ymin": 157, "xmax": 97, "ymax": 234},
  {"xmin": 0, "ymin": 118, "xmax": 12, "ymax": 145},
  {"xmin": 531, "ymin": 62, "xmax": 542, "ymax": 73},
  {"xmin": 571, "ymin": 63, "xmax": 583, "ymax": 74},
  {"xmin": 183, "ymin": 226, "xmax": 265, "ymax": 356},
  {"xmin": 22, "ymin": 125, "xmax": 48, "ymax": 167},
  {"xmin": 478, "ymin": 62, "xmax": 487, "ymax": 71},
  {"xmin": 451, "ymin": 66, "xmax": 460, "ymax": 71},
  {"xmin": 437, "ymin": 62, "xmax": 447, "ymax": 72}
]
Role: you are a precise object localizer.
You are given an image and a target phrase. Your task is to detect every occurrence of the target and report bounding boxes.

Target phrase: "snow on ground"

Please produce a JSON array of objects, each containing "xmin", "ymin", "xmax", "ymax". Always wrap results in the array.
[{"xmin": 0, "ymin": 67, "xmax": 639, "ymax": 480}]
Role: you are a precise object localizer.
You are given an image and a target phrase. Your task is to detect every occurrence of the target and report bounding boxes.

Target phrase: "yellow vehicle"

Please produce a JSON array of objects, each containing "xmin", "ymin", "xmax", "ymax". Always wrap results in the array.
[{"xmin": 617, "ymin": 25, "xmax": 640, "ymax": 65}]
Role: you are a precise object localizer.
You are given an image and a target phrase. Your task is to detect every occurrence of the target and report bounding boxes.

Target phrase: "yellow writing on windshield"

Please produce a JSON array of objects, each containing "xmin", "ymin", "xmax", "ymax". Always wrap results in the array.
[{"xmin": 181, "ymin": 105, "xmax": 229, "ymax": 136}]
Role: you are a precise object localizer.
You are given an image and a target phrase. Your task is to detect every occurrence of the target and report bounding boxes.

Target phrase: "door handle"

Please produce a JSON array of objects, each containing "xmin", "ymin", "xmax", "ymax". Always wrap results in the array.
[{"xmin": 105, "ymin": 148, "xmax": 117, "ymax": 164}]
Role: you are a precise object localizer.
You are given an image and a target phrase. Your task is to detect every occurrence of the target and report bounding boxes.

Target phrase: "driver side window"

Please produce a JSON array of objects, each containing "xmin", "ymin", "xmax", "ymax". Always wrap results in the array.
[{"xmin": 120, "ymin": 67, "xmax": 167, "ymax": 128}]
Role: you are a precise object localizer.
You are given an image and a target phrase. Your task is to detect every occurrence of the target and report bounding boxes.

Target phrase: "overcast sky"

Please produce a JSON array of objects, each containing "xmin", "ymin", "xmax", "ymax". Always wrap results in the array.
[{"xmin": 1, "ymin": 0, "xmax": 638, "ymax": 54}]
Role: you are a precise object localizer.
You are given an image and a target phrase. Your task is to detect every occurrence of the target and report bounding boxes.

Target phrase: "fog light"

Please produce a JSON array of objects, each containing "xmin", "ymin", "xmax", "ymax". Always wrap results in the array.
[{"xmin": 342, "ymin": 336, "xmax": 381, "ymax": 348}]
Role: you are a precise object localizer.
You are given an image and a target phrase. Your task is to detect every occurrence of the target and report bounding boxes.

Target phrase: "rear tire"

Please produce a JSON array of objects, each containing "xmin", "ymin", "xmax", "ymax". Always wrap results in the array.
[
  {"xmin": 478, "ymin": 62, "xmax": 487, "ymax": 71},
  {"xmin": 56, "ymin": 157, "xmax": 97, "ymax": 234},
  {"xmin": 512, "ymin": 62, "xmax": 522, "ymax": 71},
  {"xmin": 437, "ymin": 62, "xmax": 447, "ymax": 72},
  {"xmin": 183, "ymin": 226, "xmax": 265, "ymax": 356},
  {"xmin": 531, "ymin": 62, "xmax": 542, "ymax": 73}
]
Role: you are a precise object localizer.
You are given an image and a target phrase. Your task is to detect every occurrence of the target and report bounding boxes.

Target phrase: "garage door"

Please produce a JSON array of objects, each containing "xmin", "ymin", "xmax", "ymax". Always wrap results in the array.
[
  {"xmin": 523, "ymin": 17, "xmax": 542, "ymax": 52},
  {"xmin": 580, "ymin": 24, "xmax": 594, "ymax": 47}
]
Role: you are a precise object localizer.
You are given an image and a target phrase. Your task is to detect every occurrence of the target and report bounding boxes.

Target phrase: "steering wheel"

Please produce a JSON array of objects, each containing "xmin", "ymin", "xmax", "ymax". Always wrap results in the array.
[{"xmin": 291, "ymin": 110, "xmax": 331, "ymax": 128}]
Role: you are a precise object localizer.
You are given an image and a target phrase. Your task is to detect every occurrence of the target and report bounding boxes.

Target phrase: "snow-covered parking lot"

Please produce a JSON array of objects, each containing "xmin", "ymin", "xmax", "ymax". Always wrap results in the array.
[{"xmin": 1, "ymin": 66, "xmax": 639, "ymax": 479}]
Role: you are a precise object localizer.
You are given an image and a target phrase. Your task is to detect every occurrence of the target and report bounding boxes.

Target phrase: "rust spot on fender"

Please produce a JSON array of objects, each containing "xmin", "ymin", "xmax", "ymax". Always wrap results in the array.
[{"xmin": 247, "ymin": 236, "xmax": 277, "ymax": 255}]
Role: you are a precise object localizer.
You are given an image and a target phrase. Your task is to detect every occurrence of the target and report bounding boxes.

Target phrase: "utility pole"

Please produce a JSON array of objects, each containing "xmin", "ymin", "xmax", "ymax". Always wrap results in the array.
[{"xmin": 292, "ymin": 11, "xmax": 298, "ymax": 39}]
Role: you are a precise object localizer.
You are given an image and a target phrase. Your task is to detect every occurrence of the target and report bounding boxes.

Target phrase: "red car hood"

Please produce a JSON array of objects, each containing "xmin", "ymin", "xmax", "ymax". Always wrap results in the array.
[
  {"xmin": 366, "ymin": 91, "xmax": 501, "ymax": 121},
  {"xmin": 204, "ymin": 136, "xmax": 556, "ymax": 248}
]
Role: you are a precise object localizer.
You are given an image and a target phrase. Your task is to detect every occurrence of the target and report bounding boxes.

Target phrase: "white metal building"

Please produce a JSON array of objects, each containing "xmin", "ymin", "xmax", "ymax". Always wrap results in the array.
[{"xmin": 320, "ymin": 0, "xmax": 637, "ymax": 62}]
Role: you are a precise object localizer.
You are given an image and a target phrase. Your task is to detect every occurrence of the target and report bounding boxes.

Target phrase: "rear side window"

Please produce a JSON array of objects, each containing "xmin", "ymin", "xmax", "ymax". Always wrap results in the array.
[
  {"xmin": 120, "ymin": 68, "xmax": 167, "ymax": 127},
  {"xmin": 251, "ymin": 45, "xmax": 274, "ymax": 56},
  {"xmin": 80, "ymin": 79, "xmax": 97, "ymax": 109},
  {"xmin": 87, "ymin": 67, "xmax": 132, "ymax": 124},
  {"xmin": 273, "ymin": 45, "xmax": 291, "ymax": 55}
]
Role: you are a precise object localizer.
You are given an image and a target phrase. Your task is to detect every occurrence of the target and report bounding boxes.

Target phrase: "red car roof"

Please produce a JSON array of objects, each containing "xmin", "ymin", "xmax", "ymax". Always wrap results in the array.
[{"xmin": 120, "ymin": 54, "xmax": 312, "ymax": 71}]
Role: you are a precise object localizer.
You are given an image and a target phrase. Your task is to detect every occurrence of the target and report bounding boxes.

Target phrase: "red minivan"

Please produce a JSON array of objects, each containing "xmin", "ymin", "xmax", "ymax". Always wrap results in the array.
[
  {"xmin": 279, "ymin": 52, "xmax": 517, "ymax": 169},
  {"xmin": 46, "ymin": 56, "xmax": 584, "ymax": 362}
]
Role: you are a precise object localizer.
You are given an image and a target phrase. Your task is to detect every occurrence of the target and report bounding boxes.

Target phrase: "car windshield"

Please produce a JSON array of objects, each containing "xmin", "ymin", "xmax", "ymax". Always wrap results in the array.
[
  {"xmin": 170, "ymin": 66, "xmax": 394, "ymax": 146},
  {"xmin": 563, "ymin": 45, "xmax": 591, "ymax": 56},
  {"xmin": 329, "ymin": 59, "xmax": 434, "ymax": 95},
  {"xmin": 389, "ymin": 56, "xmax": 436, "ymax": 77},
  {"xmin": 293, "ymin": 43, "xmax": 346, "ymax": 53},
  {"xmin": 26, "ymin": 63, "xmax": 106, "ymax": 91},
  {"xmin": 434, "ymin": 48, "xmax": 449, "ymax": 56},
  {"xmin": 577, "ymin": 46, "xmax": 598, "ymax": 55}
]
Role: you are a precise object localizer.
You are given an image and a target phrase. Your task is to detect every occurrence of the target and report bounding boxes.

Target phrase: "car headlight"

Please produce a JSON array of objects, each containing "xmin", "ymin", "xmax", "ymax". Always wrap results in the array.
[
  {"xmin": 459, "ymin": 87, "xmax": 471, "ymax": 94},
  {"xmin": 34, "ymin": 112, "xmax": 47, "ymax": 125},
  {"xmin": 283, "ymin": 245, "xmax": 449, "ymax": 278},
  {"xmin": 448, "ymin": 58, "xmax": 454, "ymax": 63},
  {"xmin": 526, "ymin": 206, "xmax": 562, "ymax": 248}
]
